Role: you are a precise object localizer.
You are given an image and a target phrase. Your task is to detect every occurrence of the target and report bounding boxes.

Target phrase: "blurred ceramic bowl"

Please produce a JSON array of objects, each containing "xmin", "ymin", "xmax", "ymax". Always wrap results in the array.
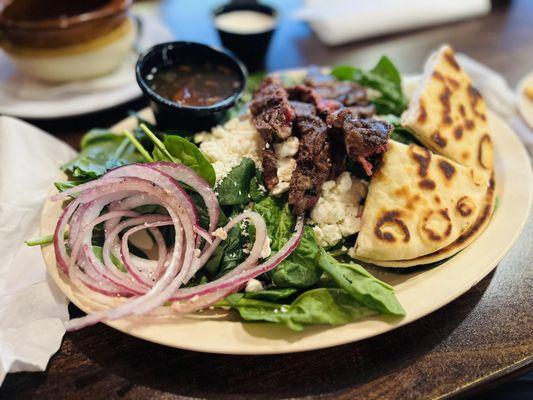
[{"xmin": 0, "ymin": 0, "xmax": 135, "ymax": 82}]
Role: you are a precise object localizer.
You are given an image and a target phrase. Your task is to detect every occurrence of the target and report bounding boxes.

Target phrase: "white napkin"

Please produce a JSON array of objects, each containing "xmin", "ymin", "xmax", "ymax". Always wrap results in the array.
[
  {"xmin": 456, "ymin": 54, "xmax": 533, "ymax": 155},
  {"xmin": 296, "ymin": 0, "xmax": 491, "ymax": 46},
  {"xmin": 0, "ymin": 116, "xmax": 76, "ymax": 385}
]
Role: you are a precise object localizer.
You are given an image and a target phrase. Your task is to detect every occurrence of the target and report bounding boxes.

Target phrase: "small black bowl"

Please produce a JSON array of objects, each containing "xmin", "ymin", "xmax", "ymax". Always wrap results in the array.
[
  {"xmin": 213, "ymin": 1, "xmax": 277, "ymax": 72},
  {"xmin": 136, "ymin": 41, "xmax": 247, "ymax": 132}
]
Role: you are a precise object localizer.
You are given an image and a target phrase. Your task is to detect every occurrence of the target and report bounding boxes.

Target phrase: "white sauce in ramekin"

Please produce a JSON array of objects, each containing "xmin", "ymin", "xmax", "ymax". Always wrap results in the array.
[{"xmin": 215, "ymin": 11, "xmax": 276, "ymax": 34}]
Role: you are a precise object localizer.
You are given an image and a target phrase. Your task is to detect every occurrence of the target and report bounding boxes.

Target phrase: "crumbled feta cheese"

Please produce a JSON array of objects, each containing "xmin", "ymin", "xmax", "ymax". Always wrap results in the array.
[
  {"xmin": 310, "ymin": 172, "xmax": 368, "ymax": 247},
  {"xmin": 212, "ymin": 227, "xmax": 228, "ymax": 240},
  {"xmin": 271, "ymin": 181, "xmax": 290, "ymax": 196},
  {"xmin": 260, "ymin": 235, "xmax": 272, "ymax": 259},
  {"xmin": 271, "ymin": 137, "xmax": 299, "ymax": 195},
  {"xmin": 245, "ymin": 278, "xmax": 264, "ymax": 292},
  {"xmin": 194, "ymin": 114, "xmax": 263, "ymax": 181},
  {"xmin": 274, "ymin": 136, "xmax": 299, "ymax": 158}
]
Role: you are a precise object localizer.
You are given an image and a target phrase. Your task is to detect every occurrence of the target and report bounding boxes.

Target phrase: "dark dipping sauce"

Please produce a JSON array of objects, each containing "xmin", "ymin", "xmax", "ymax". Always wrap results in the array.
[{"xmin": 147, "ymin": 63, "xmax": 241, "ymax": 107}]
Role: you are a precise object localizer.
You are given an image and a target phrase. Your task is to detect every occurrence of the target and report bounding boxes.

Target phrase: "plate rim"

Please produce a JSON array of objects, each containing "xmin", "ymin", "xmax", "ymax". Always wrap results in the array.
[{"xmin": 39, "ymin": 96, "xmax": 533, "ymax": 356}]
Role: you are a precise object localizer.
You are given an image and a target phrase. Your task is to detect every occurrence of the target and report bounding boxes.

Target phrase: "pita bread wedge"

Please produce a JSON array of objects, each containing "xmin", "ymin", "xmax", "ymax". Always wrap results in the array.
[
  {"xmin": 351, "ymin": 140, "xmax": 494, "ymax": 263},
  {"xmin": 355, "ymin": 172, "xmax": 495, "ymax": 268},
  {"xmin": 401, "ymin": 45, "xmax": 494, "ymax": 172}
]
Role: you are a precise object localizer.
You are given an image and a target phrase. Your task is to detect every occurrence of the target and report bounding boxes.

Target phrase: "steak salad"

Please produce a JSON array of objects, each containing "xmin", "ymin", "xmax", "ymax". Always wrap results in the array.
[{"xmin": 31, "ymin": 46, "xmax": 494, "ymax": 332}]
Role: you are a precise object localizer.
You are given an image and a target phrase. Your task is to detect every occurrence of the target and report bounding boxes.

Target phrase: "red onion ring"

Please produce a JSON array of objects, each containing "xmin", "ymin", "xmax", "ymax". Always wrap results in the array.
[{"xmin": 51, "ymin": 163, "xmax": 302, "ymax": 331}]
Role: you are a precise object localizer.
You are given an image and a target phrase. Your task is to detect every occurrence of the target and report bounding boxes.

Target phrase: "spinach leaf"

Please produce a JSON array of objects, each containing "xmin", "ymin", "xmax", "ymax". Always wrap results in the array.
[
  {"xmin": 237, "ymin": 288, "xmax": 299, "ymax": 302},
  {"xmin": 270, "ymin": 226, "xmax": 321, "ymax": 288},
  {"xmin": 152, "ymin": 134, "xmax": 216, "ymax": 186},
  {"xmin": 204, "ymin": 209, "xmax": 247, "ymax": 277},
  {"xmin": 390, "ymin": 128, "xmax": 419, "ymax": 145},
  {"xmin": 188, "ymin": 192, "xmax": 227, "ymax": 232},
  {"xmin": 330, "ymin": 57, "xmax": 407, "ymax": 116},
  {"xmin": 249, "ymin": 169, "xmax": 267, "ymax": 203},
  {"xmin": 216, "ymin": 158, "xmax": 256, "ymax": 205},
  {"xmin": 253, "ymin": 197, "xmax": 293, "ymax": 252},
  {"xmin": 317, "ymin": 249, "xmax": 405, "ymax": 316},
  {"xmin": 253, "ymin": 197, "xmax": 321, "ymax": 288},
  {"xmin": 54, "ymin": 179, "xmax": 89, "ymax": 192},
  {"xmin": 224, "ymin": 288, "xmax": 376, "ymax": 331},
  {"xmin": 60, "ymin": 129, "xmax": 143, "ymax": 181}
]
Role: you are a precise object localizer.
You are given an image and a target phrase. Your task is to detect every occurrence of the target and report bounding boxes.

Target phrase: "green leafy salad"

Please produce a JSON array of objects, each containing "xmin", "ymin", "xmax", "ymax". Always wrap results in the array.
[{"xmin": 38, "ymin": 58, "xmax": 417, "ymax": 331}]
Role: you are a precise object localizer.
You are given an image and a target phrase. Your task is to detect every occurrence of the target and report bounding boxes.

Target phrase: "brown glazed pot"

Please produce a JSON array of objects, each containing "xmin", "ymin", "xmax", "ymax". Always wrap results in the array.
[{"xmin": 0, "ymin": 0, "xmax": 132, "ymax": 48}]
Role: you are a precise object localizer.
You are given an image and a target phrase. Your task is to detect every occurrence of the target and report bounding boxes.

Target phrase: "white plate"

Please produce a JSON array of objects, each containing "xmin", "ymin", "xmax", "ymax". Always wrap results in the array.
[
  {"xmin": 40, "ymin": 104, "xmax": 532, "ymax": 356},
  {"xmin": 517, "ymin": 72, "xmax": 533, "ymax": 129},
  {"xmin": 0, "ymin": 13, "xmax": 172, "ymax": 119}
]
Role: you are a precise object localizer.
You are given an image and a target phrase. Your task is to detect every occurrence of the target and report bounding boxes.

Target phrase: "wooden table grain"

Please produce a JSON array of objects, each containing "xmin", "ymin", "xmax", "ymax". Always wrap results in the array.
[{"xmin": 1, "ymin": 1, "xmax": 532, "ymax": 399}]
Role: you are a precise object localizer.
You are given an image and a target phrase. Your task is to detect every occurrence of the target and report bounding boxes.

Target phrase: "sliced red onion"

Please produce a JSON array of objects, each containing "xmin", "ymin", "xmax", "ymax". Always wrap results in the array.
[
  {"xmin": 120, "ymin": 218, "xmax": 173, "ymax": 286},
  {"xmin": 171, "ymin": 215, "xmax": 304, "ymax": 312},
  {"xmin": 51, "ymin": 162, "xmax": 302, "ymax": 332},
  {"xmin": 150, "ymin": 162, "xmax": 219, "ymax": 232}
]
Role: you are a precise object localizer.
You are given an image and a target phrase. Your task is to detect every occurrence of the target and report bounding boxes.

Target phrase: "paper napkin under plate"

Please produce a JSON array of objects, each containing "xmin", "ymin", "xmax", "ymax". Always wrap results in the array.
[{"xmin": 0, "ymin": 116, "xmax": 76, "ymax": 385}]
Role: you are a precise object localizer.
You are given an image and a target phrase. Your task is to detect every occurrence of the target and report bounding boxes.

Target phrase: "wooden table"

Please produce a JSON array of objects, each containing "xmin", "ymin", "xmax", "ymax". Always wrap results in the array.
[{"xmin": 1, "ymin": 1, "xmax": 532, "ymax": 399}]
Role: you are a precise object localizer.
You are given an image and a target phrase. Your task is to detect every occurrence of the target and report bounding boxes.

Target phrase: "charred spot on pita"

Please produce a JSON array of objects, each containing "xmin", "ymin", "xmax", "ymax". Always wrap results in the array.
[
  {"xmin": 444, "ymin": 51, "xmax": 460, "ymax": 71},
  {"xmin": 438, "ymin": 160, "xmax": 455, "ymax": 180},
  {"xmin": 454, "ymin": 126, "xmax": 463, "ymax": 139},
  {"xmin": 467, "ymin": 84, "xmax": 482, "ymax": 104},
  {"xmin": 431, "ymin": 131, "xmax": 447, "ymax": 148},
  {"xmin": 442, "ymin": 114, "xmax": 453, "ymax": 125},
  {"xmin": 374, "ymin": 210, "xmax": 410, "ymax": 243},
  {"xmin": 439, "ymin": 86, "xmax": 452, "ymax": 112},
  {"xmin": 418, "ymin": 100, "xmax": 427, "ymax": 123},
  {"xmin": 419, "ymin": 178, "xmax": 436, "ymax": 190},
  {"xmin": 478, "ymin": 134, "xmax": 493, "ymax": 169},
  {"xmin": 433, "ymin": 70, "xmax": 445, "ymax": 81},
  {"xmin": 409, "ymin": 145, "xmax": 432, "ymax": 177},
  {"xmin": 394, "ymin": 185, "xmax": 410, "ymax": 199},
  {"xmin": 421, "ymin": 208, "xmax": 452, "ymax": 242},
  {"xmin": 456, "ymin": 196, "xmax": 475, "ymax": 217},
  {"xmin": 446, "ymin": 76, "xmax": 460, "ymax": 90}
]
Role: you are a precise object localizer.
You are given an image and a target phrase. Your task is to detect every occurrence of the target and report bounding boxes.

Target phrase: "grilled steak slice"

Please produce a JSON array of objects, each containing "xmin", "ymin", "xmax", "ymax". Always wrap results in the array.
[
  {"xmin": 347, "ymin": 103, "xmax": 376, "ymax": 118},
  {"xmin": 328, "ymin": 131, "xmax": 347, "ymax": 179},
  {"xmin": 327, "ymin": 108, "xmax": 392, "ymax": 176},
  {"xmin": 304, "ymin": 68, "xmax": 372, "ymax": 106},
  {"xmin": 290, "ymin": 101, "xmax": 316, "ymax": 118},
  {"xmin": 287, "ymin": 85, "xmax": 344, "ymax": 119},
  {"xmin": 250, "ymin": 76, "xmax": 295, "ymax": 142},
  {"xmin": 261, "ymin": 146, "xmax": 279, "ymax": 190},
  {"xmin": 289, "ymin": 115, "xmax": 332, "ymax": 214},
  {"xmin": 317, "ymin": 99, "xmax": 343, "ymax": 119},
  {"xmin": 315, "ymin": 81, "xmax": 368, "ymax": 106},
  {"xmin": 288, "ymin": 81, "xmax": 375, "ymax": 120}
]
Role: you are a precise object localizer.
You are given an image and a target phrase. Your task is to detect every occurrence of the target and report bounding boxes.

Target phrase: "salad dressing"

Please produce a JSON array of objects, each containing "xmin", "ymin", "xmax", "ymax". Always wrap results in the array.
[{"xmin": 147, "ymin": 63, "xmax": 241, "ymax": 107}]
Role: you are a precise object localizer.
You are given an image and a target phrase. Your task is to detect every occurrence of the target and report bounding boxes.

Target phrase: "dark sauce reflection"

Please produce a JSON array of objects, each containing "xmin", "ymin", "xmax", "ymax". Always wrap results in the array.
[{"xmin": 147, "ymin": 62, "xmax": 241, "ymax": 107}]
